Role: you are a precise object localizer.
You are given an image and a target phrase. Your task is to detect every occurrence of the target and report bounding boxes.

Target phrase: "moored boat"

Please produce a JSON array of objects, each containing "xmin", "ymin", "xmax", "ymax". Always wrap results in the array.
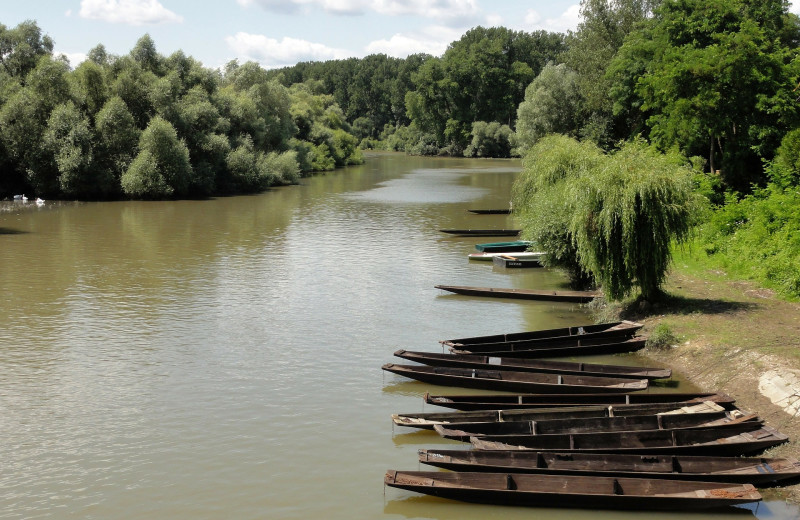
[
  {"xmin": 442, "ymin": 320, "xmax": 642, "ymax": 348},
  {"xmin": 418, "ymin": 449, "xmax": 800, "ymax": 485},
  {"xmin": 382, "ymin": 363, "xmax": 648, "ymax": 393},
  {"xmin": 470, "ymin": 424, "xmax": 788, "ymax": 456},
  {"xmin": 440, "ymin": 229, "xmax": 521, "ymax": 237},
  {"xmin": 433, "ymin": 410, "xmax": 756, "ymax": 441},
  {"xmin": 435, "ymin": 284, "xmax": 598, "ymax": 302},
  {"xmin": 394, "ymin": 349, "xmax": 671, "ymax": 379},
  {"xmin": 473, "ymin": 241, "xmax": 531, "ymax": 253},
  {"xmin": 384, "ymin": 470, "xmax": 762, "ymax": 510},
  {"xmin": 468, "ymin": 251, "xmax": 544, "ymax": 262},
  {"xmin": 392, "ymin": 401, "xmax": 727, "ymax": 430},
  {"xmin": 449, "ymin": 336, "xmax": 648, "ymax": 358},
  {"xmin": 423, "ymin": 391, "xmax": 736, "ymax": 411},
  {"xmin": 468, "ymin": 209, "xmax": 512, "ymax": 214},
  {"xmin": 492, "ymin": 255, "xmax": 543, "ymax": 268}
]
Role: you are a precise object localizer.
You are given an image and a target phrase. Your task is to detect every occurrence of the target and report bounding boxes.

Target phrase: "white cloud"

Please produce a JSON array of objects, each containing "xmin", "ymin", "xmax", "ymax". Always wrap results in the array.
[
  {"xmin": 521, "ymin": 5, "xmax": 580, "ymax": 34},
  {"xmin": 240, "ymin": 0, "xmax": 480, "ymax": 24},
  {"xmin": 226, "ymin": 32, "xmax": 352, "ymax": 68},
  {"xmin": 790, "ymin": 2, "xmax": 800, "ymax": 16},
  {"xmin": 56, "ymin": 51, "xmax": 88, "ymax": 69},
  {"xmin": 79, "ymin": 0, "xmax": 183, "ymax": 25},
  {"xmin": 365, "ymin": 25, "xmax": 463, "ymax": 57}
]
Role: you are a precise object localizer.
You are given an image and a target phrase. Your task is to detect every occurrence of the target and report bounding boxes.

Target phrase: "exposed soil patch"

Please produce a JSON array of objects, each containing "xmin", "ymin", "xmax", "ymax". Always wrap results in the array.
[{"xmin": 603, "ymin": 270, "xmax": 800, "ymax": 503}]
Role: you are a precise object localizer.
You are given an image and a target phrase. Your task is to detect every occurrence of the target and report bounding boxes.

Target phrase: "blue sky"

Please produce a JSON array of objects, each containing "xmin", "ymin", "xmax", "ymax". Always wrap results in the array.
[{"xmin": 2, "ymin": 1, "xmax": 800, "ymax": 70}]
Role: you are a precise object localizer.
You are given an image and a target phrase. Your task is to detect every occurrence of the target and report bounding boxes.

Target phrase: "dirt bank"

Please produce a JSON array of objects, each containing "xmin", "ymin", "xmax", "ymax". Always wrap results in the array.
[{"xmin": 603, "ymin": 268, "xmax": 800, "ymax": 503}]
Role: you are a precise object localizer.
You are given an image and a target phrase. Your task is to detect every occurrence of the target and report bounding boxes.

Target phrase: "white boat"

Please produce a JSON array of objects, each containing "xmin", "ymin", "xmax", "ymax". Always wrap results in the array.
[{"xmin": 468, "ymin": 251, "xmax": 545, "ymax": 262}]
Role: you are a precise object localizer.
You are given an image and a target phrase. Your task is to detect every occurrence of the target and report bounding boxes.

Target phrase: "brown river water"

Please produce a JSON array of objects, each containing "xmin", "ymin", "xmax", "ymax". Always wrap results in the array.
[{"xmin": 1, "ymin": 152, "xmax": 797, "ymax": 519}]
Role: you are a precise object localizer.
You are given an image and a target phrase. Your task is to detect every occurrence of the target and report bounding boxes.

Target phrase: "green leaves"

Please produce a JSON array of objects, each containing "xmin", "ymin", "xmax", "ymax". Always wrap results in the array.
[{"xmin": 513, "ymin": 135, "xmax": 698, "ymax": 300}]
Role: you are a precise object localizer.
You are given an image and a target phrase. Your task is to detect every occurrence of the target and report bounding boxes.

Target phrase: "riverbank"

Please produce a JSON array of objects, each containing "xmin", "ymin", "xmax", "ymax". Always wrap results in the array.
[{"xmin": 601, "ymin": 256, "xmax": 800, "ymax": 503}]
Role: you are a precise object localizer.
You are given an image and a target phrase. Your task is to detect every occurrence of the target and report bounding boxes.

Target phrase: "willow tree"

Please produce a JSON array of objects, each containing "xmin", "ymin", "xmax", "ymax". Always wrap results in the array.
[
  {"xmin": 512, "ymin": 134, "xmax": 603, "ymax": 288},
  {"xmin": 513, "ymin": 135, "xmax": 697, "ymax": 300}
]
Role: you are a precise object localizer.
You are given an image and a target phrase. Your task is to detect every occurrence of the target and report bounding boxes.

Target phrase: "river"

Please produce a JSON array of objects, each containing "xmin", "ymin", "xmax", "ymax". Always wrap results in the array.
[{"xmin": 0, "ymin": 152, "xmax": 796, "ymax": 519}]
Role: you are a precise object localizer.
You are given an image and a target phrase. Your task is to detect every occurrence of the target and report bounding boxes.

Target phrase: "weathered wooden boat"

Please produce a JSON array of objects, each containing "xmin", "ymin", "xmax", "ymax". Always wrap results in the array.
[
  {"xmin": 393, "ymin": 401, "xmax": 727, "ymax": 430},
  {"xmin": 435, "ymin": 284, "xmax": 599, "ymax": 302},
  {"xmin": 394, "ymin": 349, "xmax": 671, "ymax": 380},
  {"xmin": 440, "ymin": 229, "xmax": 521, "ymax": 237},
  {"xmin": 442, "ymin": 320, "xmax": 642, "ymax": 348},
  {"xmin": 468, "ymin": 208, "xmax": 512, "ymax": 214},
  {"xmin": 418, "ymin": 449, "xmax": 800, "ymax": 485},
  {"xmin": 382, "ymin": 363, "xmax": 648, "ymax": 393},
  {"xmin": 468, "ymin": 251, "xmax": 544, "ymax": 262},
  {"xmin": 471, "ymin": 424, "xmax": 788, "ymax": 456},
  {"xmin": 492, "ymin": 255, "xmax": 543, "ymax": 268},
  {"xmin": 434, "ymin": 410, "xmax": 756, "ymax": 441},
  {"xmin": 423, "ymin": 391, "xmax": 736, "ymax": 411},
  {"xmin": 473, "ymin": 241, "xmax": 531, "ymax": 253},
  {"xmin": 384, "ymin": 470, "xmax": 762, "ymax": 510},
  {"xmin": 449, "ymin": 336, "xmax": 648, "ymax": 358}
]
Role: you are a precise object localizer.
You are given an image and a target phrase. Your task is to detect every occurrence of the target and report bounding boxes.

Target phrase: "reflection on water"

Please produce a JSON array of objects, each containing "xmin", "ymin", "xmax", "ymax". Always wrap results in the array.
[{"xmin": 0, "ymin": 152, "xmax": 797, "ymax": 519}]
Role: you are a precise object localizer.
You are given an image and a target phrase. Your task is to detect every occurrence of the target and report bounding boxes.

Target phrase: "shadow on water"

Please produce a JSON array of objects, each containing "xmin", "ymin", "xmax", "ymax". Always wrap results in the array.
[{"xmin": 383, "ymin": 496, "xmax": 758, "ymax": 519}]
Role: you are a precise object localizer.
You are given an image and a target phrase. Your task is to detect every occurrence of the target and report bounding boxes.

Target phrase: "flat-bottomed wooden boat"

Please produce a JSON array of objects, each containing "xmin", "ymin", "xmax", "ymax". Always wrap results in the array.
[
  {"xmin": 394, "ymin": 349, "xmax": 671, "ymax": 379},
  {"xmin": 473, "ymin": 241, "xmax": 531, "ymax": 253},
  {"xmin": 449, "ymin": 336, "xmax": 648, "ymax": 358},
  {"xmin": 384, "ymin": 470, "xmax": 761, "ymax": 510},
  {"xmin": 418, "ymin": 449, "xmax": 800, "ymax": 484},
  {"xmin": 423, "ymin": 391, "xmax": 736, "ymax": 411},
  {"xmin": 492, "ymin": 255, "xmax": 543, "ymax": 268},
  {"xmin": 382, "ymin": 363, "xmax": 648, "ymax": 393},
  {"xmin": 468, "ymin": 209, "xmax": 512, "ymax": 214},
  {"xmin": 471, "ymin": 424, "xmax": 788, "ymax": 456},
  {"xmin": 440, "ymin": 229, "xmax": 521, "ymax": 237},
  {"xmin": 392, "ymin": 401, "xmax": 727, "ymax": 430},
  {"xmin": 468, "ymin": 251, "xmax": 543, "ymax": 262},
  {"xmin": 434, "ymin": 410, "xmax": 755, "ymax": 441},
  {"xmin": 442, "ymin": 320, "xmax": 642, "ymax": 348},
  {"xmin": 435, "ymin": 284, "xmax": 598, "ymax": 302}
]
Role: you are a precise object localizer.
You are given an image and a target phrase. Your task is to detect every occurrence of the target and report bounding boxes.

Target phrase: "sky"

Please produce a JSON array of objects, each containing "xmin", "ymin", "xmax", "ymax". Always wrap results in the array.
[{"xmin": 3, "ymin": 1, "xmax": 800, "ymax": 71}]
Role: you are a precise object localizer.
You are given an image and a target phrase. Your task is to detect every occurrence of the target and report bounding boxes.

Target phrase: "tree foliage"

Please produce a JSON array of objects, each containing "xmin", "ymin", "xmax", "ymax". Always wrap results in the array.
[
  {"xmin": 608, "ymin": 0, "xmax": 800, "ymax": 190},
  {"xmin": 0, "ymin": 21, "xmax": 363, "ymax": 200},
  {"xmin": 513, "ymin": 135, "xmax": 697, "ymax": 300},
  {"xmin": 515, "ymin": 63, "xmax": 585, "ymax": 152}
]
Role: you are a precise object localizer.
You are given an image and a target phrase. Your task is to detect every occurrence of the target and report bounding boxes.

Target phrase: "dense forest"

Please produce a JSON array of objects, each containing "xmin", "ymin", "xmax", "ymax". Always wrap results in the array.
[{"xmin": 3, "ymin": 0, "xmax": 800, "ymax": 298}]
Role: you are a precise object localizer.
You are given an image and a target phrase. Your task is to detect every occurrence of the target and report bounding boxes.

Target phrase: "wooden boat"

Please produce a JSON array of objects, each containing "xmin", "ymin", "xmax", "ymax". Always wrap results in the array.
[
  {"xmin": 393, "ymin": 401, "xmax": 727, "ymax": 430},
  {"xmin": 449, "ymin": 336, "xmax": 648, "ymax": 358},
  {"xmin": 423, "ymin": 392, "xmax": 736, "ymax": 411},
  {"xmin": 440, "ymin": 229, "xmax": 521, "ymax": 237},
  {"xmin": 468, "ymin": 251, "xmax": 543, "ymax": 262},
  {"xmin": 435, "ymin": 285, "xmax": 598, "ymax": 302},
  {"xmin": 468, "ymin": 209, "xmax": 512, "ymax": 214},
  {"xmin": 474, "ymin": 241, "xmax": 531, "ymax": 253},
  {"xmin": 418, "ymin": 449, "xmax": 800, "ymax": 485},
  {"xmin": 471, "ymin": 424, "xmax": 788, "ymax": 456},
  {"xmin": 492, "ymin": 255, "xmax": 542, "ymax": 268},
  {"xmin": 384, "ymin": 470, "xmax": 762, "ymax": 510},
  {"xmin": 442, "ymin": 321, "xmax": 642, "ymax": 348},
  {"xmin": 433, "ymin": 410, "xmax": 756, "ymax": 441},
  {"xmin": 394, "ymin": 350, "xmax": 671, "ymax": 380},
  {"xmin": 382, "ymin": 363, "xmax": 648, "ymax": 393}
]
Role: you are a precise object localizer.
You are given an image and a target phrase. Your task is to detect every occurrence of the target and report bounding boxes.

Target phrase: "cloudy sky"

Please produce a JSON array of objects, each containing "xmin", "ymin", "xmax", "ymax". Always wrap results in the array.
[{"xmin": 3, "ymin": 1, "xmax": 800, "ymax": 70}]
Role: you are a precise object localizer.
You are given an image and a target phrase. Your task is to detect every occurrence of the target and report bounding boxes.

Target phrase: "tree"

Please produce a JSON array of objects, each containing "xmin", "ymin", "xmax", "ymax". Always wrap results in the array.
[
  {"xmin": 609, "ymin": 0, "xmax": 800, "ymax": 190},
  {"xmin": 43, "ymin": 102, "xmax": 100, "ymax": 196},
  {"xmin": 513, "ymin": 135, "xmax": 698, "ymax": 300},
  {"xmin": 121, "ymin": 116, "xmax": 191, "ymax": 198},
  {"xmin": 0, "ymin": 20, "xmax": 54, "ymax": 79},
  {"xmin": 515, "ymin": 63, "xmax": 585, "ymax": 152}
]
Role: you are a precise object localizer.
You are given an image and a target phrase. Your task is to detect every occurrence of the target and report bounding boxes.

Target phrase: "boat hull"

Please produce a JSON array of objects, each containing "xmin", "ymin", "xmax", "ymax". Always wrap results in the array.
[{"xmin": 384, "ymin": 470, "xmax": 761, "ymax": 510}]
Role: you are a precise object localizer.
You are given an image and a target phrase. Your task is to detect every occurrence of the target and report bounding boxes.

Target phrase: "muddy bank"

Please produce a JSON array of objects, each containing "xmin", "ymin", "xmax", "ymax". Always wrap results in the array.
[{"xmin": 605, "ymin": 269, "xmax": 800, "ymax": 503}]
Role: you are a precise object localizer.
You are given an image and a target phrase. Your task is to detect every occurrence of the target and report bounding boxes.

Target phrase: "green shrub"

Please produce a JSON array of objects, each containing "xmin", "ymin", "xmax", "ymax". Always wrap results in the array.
[{"xmin": 646, "ymin": 323, "xmax": 678, "ymax": 350}]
